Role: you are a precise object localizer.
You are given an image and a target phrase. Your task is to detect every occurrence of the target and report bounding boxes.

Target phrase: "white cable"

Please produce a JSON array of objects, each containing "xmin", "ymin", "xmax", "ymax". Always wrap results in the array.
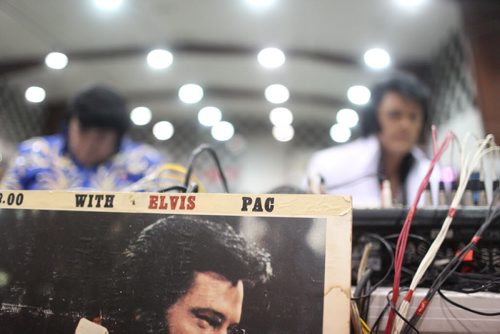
[{"xmin": 394, "ymin": 134, "xmax": 496, "ymax": 333}]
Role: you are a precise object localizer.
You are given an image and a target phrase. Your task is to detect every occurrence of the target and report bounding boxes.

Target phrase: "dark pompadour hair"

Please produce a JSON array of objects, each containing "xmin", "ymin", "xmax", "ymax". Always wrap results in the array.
[
  {"xmin": 68, "ymin": 85, "xmax": 130, "ymax": 136},
  {"xmin": 360, "ymin": 73, "xmax": 430, "ymax": 141},
  {"xmin": 107, "ymin": 215, "xmax": 272, "ymax": 333}
]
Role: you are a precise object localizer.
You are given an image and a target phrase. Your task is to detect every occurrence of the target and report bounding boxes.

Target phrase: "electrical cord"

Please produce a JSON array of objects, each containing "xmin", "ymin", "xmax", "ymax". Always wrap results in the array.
[
  {"xmin": 326, "ymin": 173, "xmax": 382, "ymax": 191},
  {"xmin": 183, "ymin": 144, "xmax": 229, "ymax": 193},
  {"xmin": 437, "ymin": 289, "xmax": 500, "ymax": 316},
  {"xmin": 394, "ymin": 134, "xmax": 497, "ymax": 334},
  {"xmin": 385, "ymin": 132, "xmax": 455, "ymax": 334},
  {"xmin": 401, "ymin": 189, "xmax": 500, "ymax": 333},
  {"xmin": 158, "ymin": 185, "xmax": 188, "ymax": 193},
  {"xmin": 385, "ymin": 289, "xmax": 420, "ymax": 334},
  {"xmin": 352, "ymin": 234, "xmax": 395, "ymax": 301}
]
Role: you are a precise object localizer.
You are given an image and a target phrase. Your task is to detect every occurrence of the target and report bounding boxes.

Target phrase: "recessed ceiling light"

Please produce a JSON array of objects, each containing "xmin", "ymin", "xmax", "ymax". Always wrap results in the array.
[
  {"xmin": 45, "ymin": 52, "xmax": 68, "ymax": 70},
  {"xmin": 272, "ymin": 125, "xmax": 294, "ymax": 142},
  {"xmin": 211, "ymin": 121, "xmax": 235, "ymax": 141},
  {"xmin": 178, "ymin": 84, "xmax": 204, "ymax": 104},
  {"xmin": 330, "ymin": 124, "xmax": 351, "ymax": 143},
  {"xmin": 269, "ymin": 107, "xmax": 293, "ymax": 126},
  {"xmin": 395, "ymin": 0, "xmax": 427, "ymax": 9},
  {"xmin": 153, "ymin": 121, "xmax": 174, "ymax": 140},
  {"xmin": 364, "ymin": 48, "xmax": 391, "ymax": 70},
  {"xmin": 147, "ymin": 49, "xmax": 173, "ymax": 70},
  {"xmin": 265, "ymin": 84, "xmax": 289, "ymax": 104},
  {"xmin": 130, "ymin": 107, "xmax": 152, "ymax": 126},
  {"xmin": 94, "ymin": 0, "xmax": 123, "ymax": 10},
  {"xmin": 258, "ymin": 47, "xmax": 285, "ymax": 69},
  {"xmin": 245, "ymin": 0, "xmax": 275, "ymax": 8},
  {"xmin": 25, "ymin": 86, "xmax": 46, "ymax": 103},
  {"xmin": 347, "ymin": 85, "xmax": 371, "ymax": 105},
  {"xmin": 198, "ymin": 106, "xmax": 222, "ymax": 127},
  {"xmin": 336, "ymin": 108, "xmax": 359, "ymax": 128}
]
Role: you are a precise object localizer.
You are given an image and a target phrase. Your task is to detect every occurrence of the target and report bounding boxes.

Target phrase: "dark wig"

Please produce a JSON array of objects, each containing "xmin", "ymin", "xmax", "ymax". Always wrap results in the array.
[
  {"xmin": 106, "ymin": 215, "xmax": 272, "ymax": 333},
  {"xmin": 360, "ymin": 73, "xmax": 430, "ymax": 142},
  {"xmin": 67, "ymin": 85, "xmax": 130, "ymax": 137}
]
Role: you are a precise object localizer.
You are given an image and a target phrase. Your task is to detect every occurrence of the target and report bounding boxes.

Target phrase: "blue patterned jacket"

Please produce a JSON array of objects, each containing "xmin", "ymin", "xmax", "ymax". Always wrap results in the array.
[{"xmin": 0, "ymin": 134, "xmax": 164, "ymax": 190}]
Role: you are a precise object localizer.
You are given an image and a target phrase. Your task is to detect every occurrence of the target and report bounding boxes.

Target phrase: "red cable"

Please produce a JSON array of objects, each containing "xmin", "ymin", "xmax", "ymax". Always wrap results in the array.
[{"xmin": 384, "ymin": 132, "xmax": 454, "ymax": 334}]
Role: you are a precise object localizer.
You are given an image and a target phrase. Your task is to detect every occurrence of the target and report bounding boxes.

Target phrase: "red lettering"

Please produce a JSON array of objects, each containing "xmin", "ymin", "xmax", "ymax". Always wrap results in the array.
[
  {"xmin": 179, "ymin": 195, "xmax": 186, "ymax": 209},
  {"xmin": 187, "ymin": 196, "xmax": 196, "ymax": 210},
  {"xmin": 159, "ymin": 195, "xmax": 168, "ymax": 209},
  {"xmin": 148, "ymin": 195, "xmax": 158, "ymax": 209},
  {"xmin": 170, "ymin": 196, "xmax": 179, "ymax": 210}
]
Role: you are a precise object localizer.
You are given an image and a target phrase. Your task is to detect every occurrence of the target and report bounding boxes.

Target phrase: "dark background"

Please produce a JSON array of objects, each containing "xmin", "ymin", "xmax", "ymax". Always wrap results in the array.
[{"xmin": 0, "ymin": 209, "xmax": 325, "ymax": 334}]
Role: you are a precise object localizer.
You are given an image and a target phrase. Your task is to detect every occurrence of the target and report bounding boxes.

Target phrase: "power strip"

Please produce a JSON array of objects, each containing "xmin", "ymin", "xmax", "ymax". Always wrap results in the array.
[{"xmin": 367, "ymin": 287, "xmax": 500, "ymax": 333}]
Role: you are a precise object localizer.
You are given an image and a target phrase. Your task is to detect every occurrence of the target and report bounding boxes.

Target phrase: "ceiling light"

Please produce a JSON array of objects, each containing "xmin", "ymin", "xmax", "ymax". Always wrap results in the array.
[
  {"xmin": 272, "ymin": 125, "xmax": 294, "ymax": 142},
  {"xmin": 211, "ymin": 121, "xmax": 234, "ymax": 141},
  {"xmin": 45, "ymin": 52, "xmax": 68, "ymax": 70},
  {"xmin": 364, "ymin": 48, "xmax": 391, "ymax": 70},
  {"xmin": 269, "ymin": 107, "xmax": 293, "ymax": 126},
  {"xmin": 130, "ymin": 107, "xmax": 152, "ymax": 126},
  {"xmin": 245, "ymin": 0, "xmax": 275, "ymax": 8},
  {"xmin": 25, "ymin": 86, "xmax": 46, "ymax": 103},
  {"xmin": 330, "ymin": 124, "xmax": 351, "ymax": 143},
  {"xmin": 395, "ymin": 0, "xmax": 427, "ymax": 9},
  {"xmin": 147, "ymin": 49, "xmax": 173, "ymax": 70},
  {"xmin": 347, "ymin": 85, "xmax": 371, "ymax": 105},
  {"xmin": 178, "ymin": 84, "xmax": 204, "ymax": 104},
  {"xmin": 336, "ymin": 108, "xmax": 359, "ymax": 128},
  {"xmin": 198, "ymin": 106, "xmax": 222, "ymax": 127},
  {"xmin": 94, "ymin": 0, "xmax": 123, "ymax": 10},
  {"xmin": 265, "ymin": 84, "xmax": 289, "ymax": 104},
  {"xmin": 258, "ymin": 47, "xmax": 285, "ymax": 69},
  {"xmin": 153, "ymin": 121, "xmax": 174, "ymax": 140}
]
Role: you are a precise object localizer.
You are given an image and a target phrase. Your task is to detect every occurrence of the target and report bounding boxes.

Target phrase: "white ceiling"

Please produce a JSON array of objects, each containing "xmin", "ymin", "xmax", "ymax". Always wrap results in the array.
[{"xmin": 0, "ymin": 0, "xmax": 461, "ymax": 124}]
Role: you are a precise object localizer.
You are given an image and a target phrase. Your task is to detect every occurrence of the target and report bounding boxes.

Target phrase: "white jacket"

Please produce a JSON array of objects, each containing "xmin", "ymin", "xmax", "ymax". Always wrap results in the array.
[{"xmin": 306, "ymin": 136, "xmax": 440, "ymax": 208}]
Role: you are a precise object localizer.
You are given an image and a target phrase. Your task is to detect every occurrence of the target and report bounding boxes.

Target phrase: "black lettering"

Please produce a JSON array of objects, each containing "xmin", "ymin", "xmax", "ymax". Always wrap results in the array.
[
  {"xmin": 7, "ymin": 193, "xmax": 15, "ymax": 205},
  {"xmin": 265, "ymin": 197, "xmax": 275, "ymax": 212},
  {"xmin": 252, "ymin": 197, "xmax": 263, "ymax": 212},
  {"xmin": 75, "ymin": 194, "xmax": 87, "ymax": 207},
  {"xmin": 104, "ymin": 195, "xmax": 114, "ymax": 208},
  {"xmin": 87, "ymin": 195, "xmax": 94, "ymax": 207},
  {"xmin": 95, "ymin": 195, "xmax": 104, "ymax": 207},
  {"xmin": 15, "ymin": 193, "xmax": 24, "ymax": 206},
  {"xmin": 241, "ymin": 197, "xmax": 252, "ymax": 211}
]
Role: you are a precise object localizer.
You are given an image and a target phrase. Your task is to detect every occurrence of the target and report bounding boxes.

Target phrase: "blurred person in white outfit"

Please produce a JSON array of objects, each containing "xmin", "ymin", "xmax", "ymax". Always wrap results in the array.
[{"xmin": 307, "ymin": 74, "xmax": 439, "ymax": 207}]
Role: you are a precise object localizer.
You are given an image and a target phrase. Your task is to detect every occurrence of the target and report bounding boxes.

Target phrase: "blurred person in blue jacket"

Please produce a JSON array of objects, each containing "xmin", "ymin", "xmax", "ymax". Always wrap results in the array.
[
  {"xmin": 0, "ymin": 85, "xmax": 164, "ymax": 190},
  {"xmin": 307, "ymin": 74, "xmax": 439, "ymax": 207}
]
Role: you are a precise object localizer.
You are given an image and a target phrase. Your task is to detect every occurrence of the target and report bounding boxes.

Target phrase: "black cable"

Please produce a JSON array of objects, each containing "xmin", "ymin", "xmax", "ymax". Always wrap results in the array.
[
  {"xmin": 351, "ymin": 234, "xmax": 395, "ymax": 301},
  {"xmin": 402, "ymin": 189, "xmax": 500, "ymax": 333},
  {"xmin": 438, "ymin": 289, "xmax": 500, "ymax": 316},
  {"xmin": 354, "ymin": 269, "xmax": 373, "ymax": 299},
  {"xmin": 369, "ymin": 302, "xmax": 389, "ymax": 334},
  {"xmin": 451, "ymin": 276, "xmax": 500, "ymax": 293},
  {"xmin": 183, "ymin": 144, "xmax": 229, "ymax": 193},
  {"xmin": 158, "ymin": 185, "xmax": 188, "ymax": 193},
  {"xmin": 385, "ymin": 233, "xmax": 431, "ymax": 247},
  {"xmin": 385, "ymin": 289, "xmax": 420, "ymax": 334},
  {"xmin": 326, "ymin": 173, "xmax": 382, "ymax": 191},
  {"xmin": 354, "ymin": 268, "xmax": 373, "ymax": 321},
  {"xmin": 362, "ymin": 279, "xmax": 372, "ymax": 321}
]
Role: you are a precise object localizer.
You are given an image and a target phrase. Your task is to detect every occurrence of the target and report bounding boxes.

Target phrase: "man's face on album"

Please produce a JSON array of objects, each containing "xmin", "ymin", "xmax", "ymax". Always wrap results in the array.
[{"xmin": 166, "ymin": 271, "xmax": 245, "ymax": 334}]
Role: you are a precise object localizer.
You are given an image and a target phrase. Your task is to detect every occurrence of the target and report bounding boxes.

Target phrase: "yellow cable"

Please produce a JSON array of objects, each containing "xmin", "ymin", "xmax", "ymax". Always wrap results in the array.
[{"xmin": 360, "ymin": 318, "xmax": 371, "ymax": 333}]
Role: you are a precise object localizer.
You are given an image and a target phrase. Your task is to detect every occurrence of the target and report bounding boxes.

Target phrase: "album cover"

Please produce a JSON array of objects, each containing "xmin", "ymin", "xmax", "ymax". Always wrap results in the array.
[{"xmin": 0, "ymin": 191, "xmax": 351, "ymax": 334}]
